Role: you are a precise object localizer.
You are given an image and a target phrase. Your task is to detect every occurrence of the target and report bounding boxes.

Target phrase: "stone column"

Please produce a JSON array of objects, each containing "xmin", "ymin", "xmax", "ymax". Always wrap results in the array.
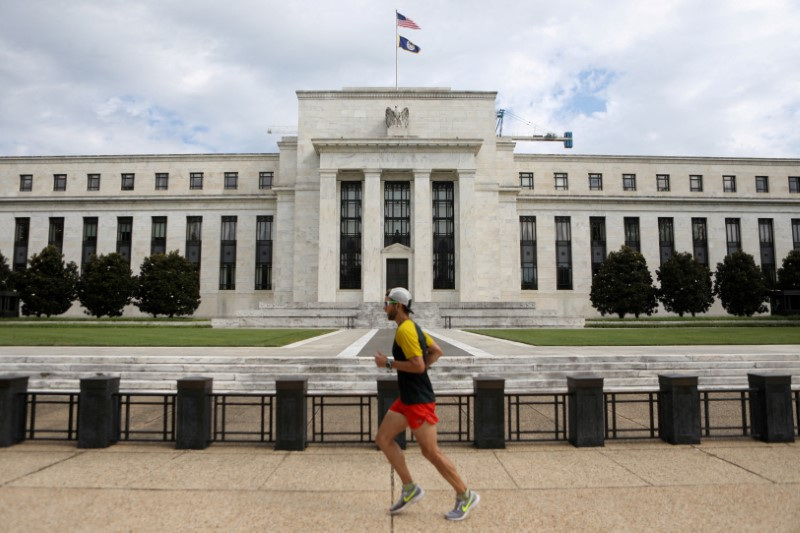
[
  {"xmin": 658, "ymin": 375, "xmax": 700, "ymax": 445},
  {"xmin": 317, "ymin": 170, "xmax": 338, "ymax": 302},
  {"xmin": 78, "ymin": 376, "xmax": 120, "ymax": 449},
  {"xmin": 377, "ymin": 377, "xmax": 405, "ymax": 449},
  {"xmin": 748, "ymin": 373, "xmax": 795, "ymax": 443},
  {"xmin": 272, "ymin": 188, "xmax": 296, "ymax": 302},
  {"xmin": 176, "ymin": 377, "xmax": 213, "ymax": 450},
  {"xmin": 567, "ymin": 375, "xmax": 605, "ymax": 447},
  {"xmin": 275, "ymin": 378, "xmax": 308, "ymax": 451},
  {"xmin": 362, "ymin": 170, "xmax": 383, "ymax": 302},
  {"xmin": 413, "ymin": 170, "xmax": 432, "ymax": 302},
  {"xmin": 457, "ymin": 170, "xmax": 477, "ymax": 298},
  {"xmin": 0, "ymin": 375, "xmax": 28, "ymax": 447},
  {"xmin": 474, "ymin": 377, "xmax": 505, "ymax": 448}
]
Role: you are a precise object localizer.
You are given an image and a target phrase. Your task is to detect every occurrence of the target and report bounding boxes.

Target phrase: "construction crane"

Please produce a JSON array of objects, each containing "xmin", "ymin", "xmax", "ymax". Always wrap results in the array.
[
  {"xmin": 267, "ymin": 126, "xmax": 297, "ymax": 135},
  {"xmin": 495, "ymin": 109, "xmax": 573, "ymax": 149}
]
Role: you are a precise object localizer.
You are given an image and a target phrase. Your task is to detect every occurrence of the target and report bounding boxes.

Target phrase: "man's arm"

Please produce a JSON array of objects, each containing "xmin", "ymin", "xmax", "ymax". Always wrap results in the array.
[
  {"xmin": 374, "ymin": 351, "xmax": 426, "ymax": 374},
  {"xmin": 424, "ymin": 340, "xmax": 443, "ymax": 368}
]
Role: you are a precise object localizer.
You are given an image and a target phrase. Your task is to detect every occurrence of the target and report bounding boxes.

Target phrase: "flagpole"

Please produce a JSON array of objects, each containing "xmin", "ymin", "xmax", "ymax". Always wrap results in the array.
[{"xmin": 395, "ymin": 10, "xmax": 398, "ymax": 90}]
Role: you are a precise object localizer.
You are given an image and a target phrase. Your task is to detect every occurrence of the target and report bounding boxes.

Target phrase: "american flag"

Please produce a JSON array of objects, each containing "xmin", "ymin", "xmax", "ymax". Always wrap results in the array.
[{"xmin": 396, "ymin": 12, "xmax": 420, "ymax": 30}]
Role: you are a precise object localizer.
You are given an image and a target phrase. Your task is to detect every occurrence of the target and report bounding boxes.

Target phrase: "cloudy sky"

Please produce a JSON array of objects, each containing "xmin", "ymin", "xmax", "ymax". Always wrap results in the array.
[{"xmin": 1, "ymin": 0, "xmax": 798, "ymax": 158}]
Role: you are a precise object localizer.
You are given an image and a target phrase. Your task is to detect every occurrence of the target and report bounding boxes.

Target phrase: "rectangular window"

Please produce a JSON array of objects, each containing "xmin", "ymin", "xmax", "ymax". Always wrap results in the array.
[
  {"xmin": 259, "ymin": 172, "xmax": 274, "ymax": 190},
  {"xmin": 519, "ymin": 172, "xmax": 534, "ymax": 189},
  {"xmin": 53, "ymin": 174, "xmax": 67, "ymax": 191},
  {"xmin": 554, "ymin": 173, "xmax": 568, "ymax": 191},
  {"xmin": 622, "ymin": 174, "xmax": 636, "ymax": 191},
  {"xmin": 520, "ymin": 216, "xmax": 537, "ymax": 290},
  {"xmin": 788, "ymin": 176, "xmax": 799, "ymax": 193},
  {"xmin": 692, "ymin": 218, "xmax": 709, "ymax": 266},
  {"xmin": 224, "ymin": 172, "xmax": 238, "ymax": 190},
  {"xmin": 117, "ymin": 216, "xmax": 133, "ymax": 264},
  {"xmin": 725, "ymin": 218, "xmax": 741, "ymax": 256},
  {"xmin": 624, "ymin": 217, "xmax": 640, "ymax": 252},
  {"xmin": 48, "ymin": 217, "xmax": 65, "ymax": 254},
  {"xmin": 432, "ymin": 182, "xmax": 455, "ymax": 289},
  {"xmin": 759, "ymin": 219, "xmax": 776, "ymax": 286},
  {"xmin": 656, "ymin": 174, "xmax": 670, "ymax": 191},
  {"xmin": 588, "ymin": 173, "xmax": 603, "ymax": 191},
  {"xmin": 219, "ymin": 216, "xmax": 237, "ymax": 290},
  {"xmin": 555, "ymin": 217, "xmax": 572, "ymax": 290},
  {"xmin": 155, "ymin": 173, "xmax": 169, "ymax": 191},
  {"xmin": 19, "ymin": 174, "xmax": 33, "ymax": 192},
  {"xmin": 658, "ymin": 217, "xmax": 675, "ymax": 265},
  {"xmin": 340, "ymin": 182, "xmax": 362, "ymax": 289},
  {"xmin": 690, "ymin": 175, "xmax": 703, "ymax": 192},
  {"xmin": 723, "ymin": 175, "xmax": 737, "ymax": 193},
  {"xmin": 384, "ymin": 181, "xmax": 411, "ymax": 247},
  {"xmin": 13, "ymin": 218, "xmax": 30, "ymax": 271},
  {"xmin": 793, "ymin": 219, "xmax": 800, "ymax": 250},
  {"xmin": 590, "ymin": 217, "xmax": 606, "ymax": 276},
  {"xmin": 190, "ymin": 172, "xmax": 204, "ymax": 190},
  {"xmin": 82, "ymin": 217, "xmax": 98, "ymax": 268},
  {"xmin": 185, "ymin": 216, "xmax": 202, "ymax": 269},
  {"xmin": 121, "ymin": 173, "xmax": 135, "ymax": 191},
  {"xmin": 755, "ymin": 176, "xmax": 769, "ymax": 193},
  {"xmin": 255, "ymin": 216, "xmax": 273, "ymax": 290},
  {"xmin": 87, "ymin": 174, "xmax": 100, "ymax": 191},
  {"xmin": 151, "ymin": 217, "xmax": 167, "ymax": 255}
]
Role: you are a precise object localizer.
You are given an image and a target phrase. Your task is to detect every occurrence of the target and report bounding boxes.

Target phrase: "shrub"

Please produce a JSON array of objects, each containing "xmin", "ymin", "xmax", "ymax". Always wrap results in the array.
[
  {"xmin": 713, "ymin": 251, "xmax": 768, "ymax": 316},
  {"xmin": 776, "ymin": 249, "xmax": 800, "ymax": 290},
  {"xmin": 77, "ymin": 253, "xmax": 137, "ymax": 317},
  {"xmin": 590, "ymin": 245, "xmax": 658, "ymax": 318},
  {"xmin": 656, "ymin": 252, "xmax": 714, "ymax": 317},
  {"xmin": 14, "ymin": 245, "xmax": 79, "ymax": 317},
  {"xmin": 135, "ymin": 251, "xmax": 200, "ymax": 317}
]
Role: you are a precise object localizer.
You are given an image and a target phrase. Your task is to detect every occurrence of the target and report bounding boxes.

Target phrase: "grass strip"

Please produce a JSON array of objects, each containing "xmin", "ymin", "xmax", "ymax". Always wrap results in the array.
[
  {"xmin": 0, "ymin": 325, "xmax": 333, "ymax": 347},
  {"xmin": 468, "ymin": 327, "xmax": 800, "ymax": 346}
]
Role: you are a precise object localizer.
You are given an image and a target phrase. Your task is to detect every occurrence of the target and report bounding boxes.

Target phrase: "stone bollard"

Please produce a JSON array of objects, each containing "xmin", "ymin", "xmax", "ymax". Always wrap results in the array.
[
  {"xmin": 658, "ymin": 375, "xmax": 701, "ymax": 445},
  {"xmin": 0, "ymin": 375, "xmax": 29, "ymax": 447},
  {"xmin": 474, "ymin": 377, "xmax": 505, "ymax": 449},
  {"xmin": 275, "ymin": 378, "xmax": 307, "ymax": 451},
  {"xmin": 748, "ymin": 373, "xmax": 795, "ymax": 443},
  {"xmin": 176, "ymin": 377, "xmax": 213, "ymax": 450},
  {"xmin": 377, "ymin": 377, "xmax": 406, "ymax": 450},
  {"xmin": 78, "ymin": 376, "xmax": 120, "ymax": 449},
  {"xmin": 567, "ymin": 375, "xmax": 605, "ymax": 447}
]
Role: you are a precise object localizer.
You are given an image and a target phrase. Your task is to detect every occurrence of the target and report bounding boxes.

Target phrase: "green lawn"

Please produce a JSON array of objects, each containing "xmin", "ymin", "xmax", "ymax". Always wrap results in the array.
[
  {"xmin": 469, "ymin": 327, "xmax": 800, "ymax": 346},
  {"xmin": 0, "ymin": 325, "xmax": 332, "ymax": 347}
]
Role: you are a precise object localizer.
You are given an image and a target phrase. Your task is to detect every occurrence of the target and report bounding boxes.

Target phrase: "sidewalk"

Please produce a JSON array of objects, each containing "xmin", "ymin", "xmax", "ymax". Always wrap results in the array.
[{"xmin": 1, "ymin": 439, "xmax": 799, "ymax": 532}]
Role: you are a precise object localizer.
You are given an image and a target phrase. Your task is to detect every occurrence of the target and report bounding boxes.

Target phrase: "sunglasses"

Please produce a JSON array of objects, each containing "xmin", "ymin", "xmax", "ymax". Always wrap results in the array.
[{"xmin": 383, "ymin": 300, "xmax": 398, "ymax": 307}]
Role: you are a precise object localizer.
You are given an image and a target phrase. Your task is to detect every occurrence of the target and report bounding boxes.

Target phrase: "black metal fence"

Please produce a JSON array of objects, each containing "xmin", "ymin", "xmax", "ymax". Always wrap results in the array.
[{"xmin": 16, "ymin": 385, "xmax": 798, "ymax": 446}]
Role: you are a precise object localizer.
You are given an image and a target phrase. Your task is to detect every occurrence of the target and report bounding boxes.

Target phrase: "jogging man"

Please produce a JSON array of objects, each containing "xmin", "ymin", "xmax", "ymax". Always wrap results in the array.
[{"xmin": 374, "ymin": 287, "xmax": 480, "ymax": 521}]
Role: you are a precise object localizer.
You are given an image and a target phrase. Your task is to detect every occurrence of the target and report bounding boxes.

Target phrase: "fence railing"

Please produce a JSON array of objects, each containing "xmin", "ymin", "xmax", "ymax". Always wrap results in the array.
[{"xmin": 1, "ymin": 373, "xmax": 797, "ymax": 449}]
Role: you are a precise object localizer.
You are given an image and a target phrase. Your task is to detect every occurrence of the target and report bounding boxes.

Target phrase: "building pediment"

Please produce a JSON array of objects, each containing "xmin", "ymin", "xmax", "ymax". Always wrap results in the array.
[{"xmin": 382, "ymin": 243, "xmax": 413, "ymax": 254}]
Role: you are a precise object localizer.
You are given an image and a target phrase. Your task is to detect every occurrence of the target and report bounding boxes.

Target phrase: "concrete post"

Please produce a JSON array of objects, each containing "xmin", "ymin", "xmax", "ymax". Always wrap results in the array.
[
  {"xmin": 474, "ymin": 377, "xmax": 505, "ymax": 449},
  {"xmin": 0, "ymin": 375, "xmax": 29, "ymax": 447},
  {"xmin": 658, "ymin": 374, "xmax": 701, "ymax": 445},
  {"xmin": 377, "ymin": 377, "xmax": 406, "ymax": 449},
  {"xmin": 567, "ymin": 375, "xmax": 605, "ymax": 447},
  {"xmin": 748, "ymin": 373, "xmax": 795, "ymax": 443},
  {"xmin": 176, "ymin": 377, "xmax": 213, "ymax": 450},
  {"xmin": 78, "ymin": 376, "xmax": 120, "ymax": 449},
  {"xmin": 275, "ymin": 378, "xmax": 307, "ymax": 451}
]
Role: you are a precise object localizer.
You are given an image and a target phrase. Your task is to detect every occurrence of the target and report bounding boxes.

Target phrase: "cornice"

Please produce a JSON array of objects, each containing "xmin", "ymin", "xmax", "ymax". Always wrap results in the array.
[
  {"xmin": 297, "ymin": 88, "xmax": 496, "ymax": 100},
  {"xmin": 311, "ymin": 138, "xmax": 483, "ymax": 155},
  {"xmin": 0, "ymin": 153, "xmax": 279, "ymax": 164},
  {"xmin": 516, "ymin": 194, "xmax": 800, "ymax": 208},
  {"xmin": 514, "ymin": 153, "xmax": 800, "ymax": 166},
  {"xmin": 0, "ymin": 193, "xmax": 276, "ymax": 208}
]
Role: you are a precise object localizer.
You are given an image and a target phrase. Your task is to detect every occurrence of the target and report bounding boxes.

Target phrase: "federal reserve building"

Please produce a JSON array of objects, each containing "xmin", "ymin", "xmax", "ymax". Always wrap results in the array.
[{"xmin": 2, "ymin": 87, "xmax": 799, "ymax": 326}]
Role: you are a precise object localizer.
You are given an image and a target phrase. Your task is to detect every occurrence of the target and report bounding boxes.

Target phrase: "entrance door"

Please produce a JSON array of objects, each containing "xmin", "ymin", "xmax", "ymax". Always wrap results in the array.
[{"xmin": 386, "ymin": 259, "xmax": 408, "ymax": 290}]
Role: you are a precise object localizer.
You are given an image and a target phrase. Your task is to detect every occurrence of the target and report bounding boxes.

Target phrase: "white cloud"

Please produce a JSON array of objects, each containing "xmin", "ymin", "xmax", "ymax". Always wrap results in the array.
[{"xmin": 0, "ymin": 0, "xmax": 798, "ymax": 157}]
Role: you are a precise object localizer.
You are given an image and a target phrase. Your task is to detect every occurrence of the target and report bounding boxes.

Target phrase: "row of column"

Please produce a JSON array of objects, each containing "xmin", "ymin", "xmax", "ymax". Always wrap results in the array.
[{"xmin": 316, "ymin": 169, "xmax": 476, "ymax": 303}]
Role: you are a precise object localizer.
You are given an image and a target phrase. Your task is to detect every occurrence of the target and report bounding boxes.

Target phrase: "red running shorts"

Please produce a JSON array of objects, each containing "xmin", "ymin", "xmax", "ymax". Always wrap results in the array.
[{"xmin": 389, "ymin": 398, "xmax": 439, "ymax": 430}]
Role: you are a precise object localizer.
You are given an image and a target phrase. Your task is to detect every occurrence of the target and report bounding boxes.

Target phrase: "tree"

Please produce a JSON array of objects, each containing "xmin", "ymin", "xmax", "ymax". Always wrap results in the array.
[
  {"xmin": 135, "ymin": 251, "xmax": 201, "ymax": 317},
  {"xmin": 0, "ymin": 251, "xmax": 13, "ymax": 292},
  {"xmin": 776, "ymin": 249, "xmax": 800, "ymax": 290},
  {"xmin": 713, "ymin": 251, "xmax": 768, "ymax": 316},
  {"xmin": 77, "ymin": 253, "xmax": 137, "ymax": 317},
  {"xmin": 15, "ymin": 245, "xmax": 79, "ymax": 317},
  {"xmin": 656, "ymin": 252, "xmax": 714, "ymax": 317},
  {"xmin": 590, "ymin": 245, "xmax": 658, "ymax": 318}
]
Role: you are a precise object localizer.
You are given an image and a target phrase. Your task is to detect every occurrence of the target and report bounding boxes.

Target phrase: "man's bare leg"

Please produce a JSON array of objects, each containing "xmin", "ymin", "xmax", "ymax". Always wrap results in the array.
[
  {"xmin": 376, "ymin": 410, "xmax": 413, "ymax": 484},
  {"xmin": 412, "ymin": 421, "xmax": 467, "ymax": 494}
]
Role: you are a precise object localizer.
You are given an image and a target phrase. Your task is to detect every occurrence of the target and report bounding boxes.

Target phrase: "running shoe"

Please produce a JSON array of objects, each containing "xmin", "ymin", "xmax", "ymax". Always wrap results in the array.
[
  {"xmin": 390, "ymin": 483, "xmax": 425, "ymax": 514},
  {"xmin": 445, "ymin": 490, "xmax": 480, "ymax": 521}
]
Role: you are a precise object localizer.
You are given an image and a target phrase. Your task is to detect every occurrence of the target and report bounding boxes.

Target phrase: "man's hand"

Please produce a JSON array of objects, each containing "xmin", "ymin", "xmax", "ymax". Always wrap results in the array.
[{"xmin": 374, "ymin": 352, "xmax": 389, "ymax": 369}]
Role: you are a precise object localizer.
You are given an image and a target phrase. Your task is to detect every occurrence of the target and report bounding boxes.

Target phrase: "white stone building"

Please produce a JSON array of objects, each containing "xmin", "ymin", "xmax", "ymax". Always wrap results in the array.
[{"xmin": 2, "ymin": 87, "xmax": 799, "ymax": 326}]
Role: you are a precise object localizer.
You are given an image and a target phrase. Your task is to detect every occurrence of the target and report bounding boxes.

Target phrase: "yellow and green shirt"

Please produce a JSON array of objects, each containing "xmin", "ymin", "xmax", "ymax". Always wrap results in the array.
[{"xmin": 392, "ymin": 319, "xmax": 436, "ymax": 404}]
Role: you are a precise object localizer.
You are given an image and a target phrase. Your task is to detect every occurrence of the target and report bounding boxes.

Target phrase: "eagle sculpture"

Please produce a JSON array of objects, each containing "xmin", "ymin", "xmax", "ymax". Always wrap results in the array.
[{"xmin": 385, "ymin": 106, "xmax": 409, "ymax": 128}]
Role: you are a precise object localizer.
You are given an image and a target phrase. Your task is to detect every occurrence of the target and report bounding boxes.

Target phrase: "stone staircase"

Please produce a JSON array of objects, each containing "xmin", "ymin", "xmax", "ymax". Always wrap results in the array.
[
  {"xmin": 3, "ymin": 352, "xmax": 798, "ymax": 393},
  {"xmin": 212, "ymin": 302, "xmax": 584, "ymax": 329}
]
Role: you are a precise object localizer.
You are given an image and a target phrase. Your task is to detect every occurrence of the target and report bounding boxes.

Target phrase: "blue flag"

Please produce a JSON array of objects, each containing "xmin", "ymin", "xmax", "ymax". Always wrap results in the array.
[{"xmin": 398, "ymin": 36, "xmax": 421, "ymax": 54}]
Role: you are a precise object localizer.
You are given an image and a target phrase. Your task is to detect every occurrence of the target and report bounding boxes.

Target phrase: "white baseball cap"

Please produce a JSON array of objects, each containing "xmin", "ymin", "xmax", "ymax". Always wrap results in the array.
[{"xmin": 387, "ymin": 287, "xmax": 413, "ymax": 312}]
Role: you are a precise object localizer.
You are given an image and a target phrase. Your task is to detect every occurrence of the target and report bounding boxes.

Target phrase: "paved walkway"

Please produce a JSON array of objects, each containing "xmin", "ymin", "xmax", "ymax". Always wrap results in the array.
[{"xmin": 1, "ymin": 439, "xmax": 799, "ymax": 532}]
